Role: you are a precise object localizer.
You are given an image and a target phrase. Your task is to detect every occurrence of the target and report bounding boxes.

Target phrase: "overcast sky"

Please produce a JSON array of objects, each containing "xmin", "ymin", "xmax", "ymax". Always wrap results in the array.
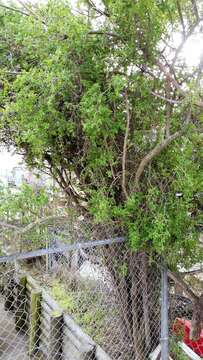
[{"xmin": 0, "ymin": 148, "xmax": 22, "ymax": 172}]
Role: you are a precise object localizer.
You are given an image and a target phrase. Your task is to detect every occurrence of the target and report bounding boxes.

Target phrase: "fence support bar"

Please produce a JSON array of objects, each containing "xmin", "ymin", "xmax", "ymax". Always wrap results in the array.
[
  {"xmin": 161, "ymin": 263, "xmax": 169, "ymax": 360},
  {"xmin": 0, "ymin": 236, "xmax": 125, "ymax": 263}
]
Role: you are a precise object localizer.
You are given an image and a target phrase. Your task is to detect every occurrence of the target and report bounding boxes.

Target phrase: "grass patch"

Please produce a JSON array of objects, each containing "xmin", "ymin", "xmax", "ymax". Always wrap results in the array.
[{"xmin": 51, "ymin": 279, "xmax": 107, "ymax": 343}]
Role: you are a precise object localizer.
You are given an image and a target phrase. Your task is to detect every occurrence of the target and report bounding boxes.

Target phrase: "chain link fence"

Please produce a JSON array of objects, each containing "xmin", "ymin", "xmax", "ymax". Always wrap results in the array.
[
  {"xmin": 0, "ymin": 217, "xmax": 202, "ymax": 359},
  {"xmin": 0, "ymin": 240, "xmax": 162, "ymax": 359}
]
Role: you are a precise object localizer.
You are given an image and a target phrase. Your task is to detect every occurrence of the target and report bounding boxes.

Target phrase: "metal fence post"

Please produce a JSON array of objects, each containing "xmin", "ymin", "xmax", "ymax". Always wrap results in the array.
[{"xmin": 161, "ymin": 262, "xmax": 169, "ymax": 360}]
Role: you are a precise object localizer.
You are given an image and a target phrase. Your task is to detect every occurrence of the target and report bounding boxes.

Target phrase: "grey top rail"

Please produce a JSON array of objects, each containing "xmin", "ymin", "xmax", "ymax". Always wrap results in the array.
[{"xmin": 0, "ymin": 236, "xmax": 125, "ymax": 263}]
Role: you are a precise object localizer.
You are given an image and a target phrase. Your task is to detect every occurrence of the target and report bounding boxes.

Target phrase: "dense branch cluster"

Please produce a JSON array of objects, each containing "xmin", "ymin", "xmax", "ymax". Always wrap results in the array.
[{"xmin": 0, "ymin": 0, "xmax": 202, "ymax": 265}]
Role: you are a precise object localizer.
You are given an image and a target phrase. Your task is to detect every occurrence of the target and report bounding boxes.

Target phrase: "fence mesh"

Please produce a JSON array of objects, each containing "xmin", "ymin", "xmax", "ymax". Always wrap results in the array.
[
  {"xmin": 0, "ymin": 218, "xmax": 202, "ymax": 359},
  {"xmin": 0, "ymin": 242, "xmax": 162, "ymax": 360}
]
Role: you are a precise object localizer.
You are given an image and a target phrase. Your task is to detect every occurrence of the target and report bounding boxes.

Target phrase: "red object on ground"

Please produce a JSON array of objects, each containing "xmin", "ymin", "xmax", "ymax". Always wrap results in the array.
[{"xmin": 173, "ymin": 318, "xmax": 203, "ymax": 357}]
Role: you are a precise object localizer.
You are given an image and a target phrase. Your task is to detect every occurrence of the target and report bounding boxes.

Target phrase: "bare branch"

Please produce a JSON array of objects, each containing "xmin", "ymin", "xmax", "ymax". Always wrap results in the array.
[
  {"xmin": 0, "ymin": 222, "xmax": 20, "ymax": 230},
  {"xmin": 71, "ymin": 7, "xmax": 89, "ymax": 17},
  {"xmin": 156, "ymin": 59, "xmax": 183, "ymax": 92},
  {"xmin": 88, "ymin": 31, "xmax": 120, "ymax": 38},
  {"xmin": 139, "ymin": 64, "xmax": 160, "ymax": 80},
  {"xmin": 190, "ymin": 293, "xmax": 203, "ymax": 340},
  {"xmin": 167, "ymin": 270, "xmax": 198, "ymax": 302},
  {"xmin": 155, "ymin": 59, "xmax": 203, "ymax": 108},
  {"xmin": 104, "ymin": 138, "xmax": 116, "ymax": 181},
  {"xmin": 0, "ymin": 1, "xmax": 46, "ymax": 25},
  {"xmin": 165, "ymin": 80, "xmax": 173, "ymax": 138},
  {"xmin": 150, "ymin": 91, "xmax": 180, "ymax": 104},
  {"xmin": 172, "ymin": 17, "xmax": 202, "ymax": 67},
  {"xmin": 176, "ymin": 0, "xmax": 186, "ymax": 37},
  {"xmin": 0, "ymin": 3, "xmax": 29, "ymax": 16},
  {"xmin": 194, "ymin": 100, "xmax": 203, "ymax": 108},
  {"xmin": 17, "ymin": 0, "xmax": 40, "ymax": 19},
  {"xmin": 86, "ymin": 0, "xmax": 109, "ymax": 17},
  {"xmin": 20, "ymin": 215, "xmax": 68, "ymax": 235},
  {"xmin": 0, "ymin": 215, "xmax": 68, "ymax": 235},
  {"xmin": 134, "ymin": 130, "xmax": 182, "ymax": 191},
  {"xmin": 133, "ymin": 110, "xmax": 191, "ymax": 191},
  {"xmin": 191, "ymin": 0, "xmax": 199, "ymax": 21},
  {"xmin": 181, "ymin": 268, "xmax": 203, "ymax": 276},
  {"xmin": 196, "ymin": 51, "xmax": 203, "ymax": 86},
  {"xmin": 122, "ymin": 92, "xmax": 131, "ymax": 199}
]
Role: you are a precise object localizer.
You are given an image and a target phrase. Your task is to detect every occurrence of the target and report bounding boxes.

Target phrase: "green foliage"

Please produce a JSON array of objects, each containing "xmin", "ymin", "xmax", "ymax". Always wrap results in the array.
[
  {"xmin": 51, "ymin": 280, "xmax": 77, "ymax": 312},
  {"xmin": 89, "ymin": 190, "xmax": 114, "ymax": 222},
  {"xmin": 0, "ymin": 0, "xmax": 202, "ymax": 269},
  {"xmin": 0, "ymin": 182, "xmax": 56, "ymax": 251},
  {"xmin": 51, "ymin": 279, "xmax": 107, "ymax": 343},
  {"xmin": 170, "ymin": 338, "xmax": 191, "ymax": 360},
  {"xmin": 0, "ymin": 182, "xmax": 48, "ymax": 223}
]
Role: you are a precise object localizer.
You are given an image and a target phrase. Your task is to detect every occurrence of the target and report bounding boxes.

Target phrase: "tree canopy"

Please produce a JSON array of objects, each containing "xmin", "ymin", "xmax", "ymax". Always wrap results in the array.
[{"xmin": 0, "ymin": 0, "xmax": 202, "ymax": 268}]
